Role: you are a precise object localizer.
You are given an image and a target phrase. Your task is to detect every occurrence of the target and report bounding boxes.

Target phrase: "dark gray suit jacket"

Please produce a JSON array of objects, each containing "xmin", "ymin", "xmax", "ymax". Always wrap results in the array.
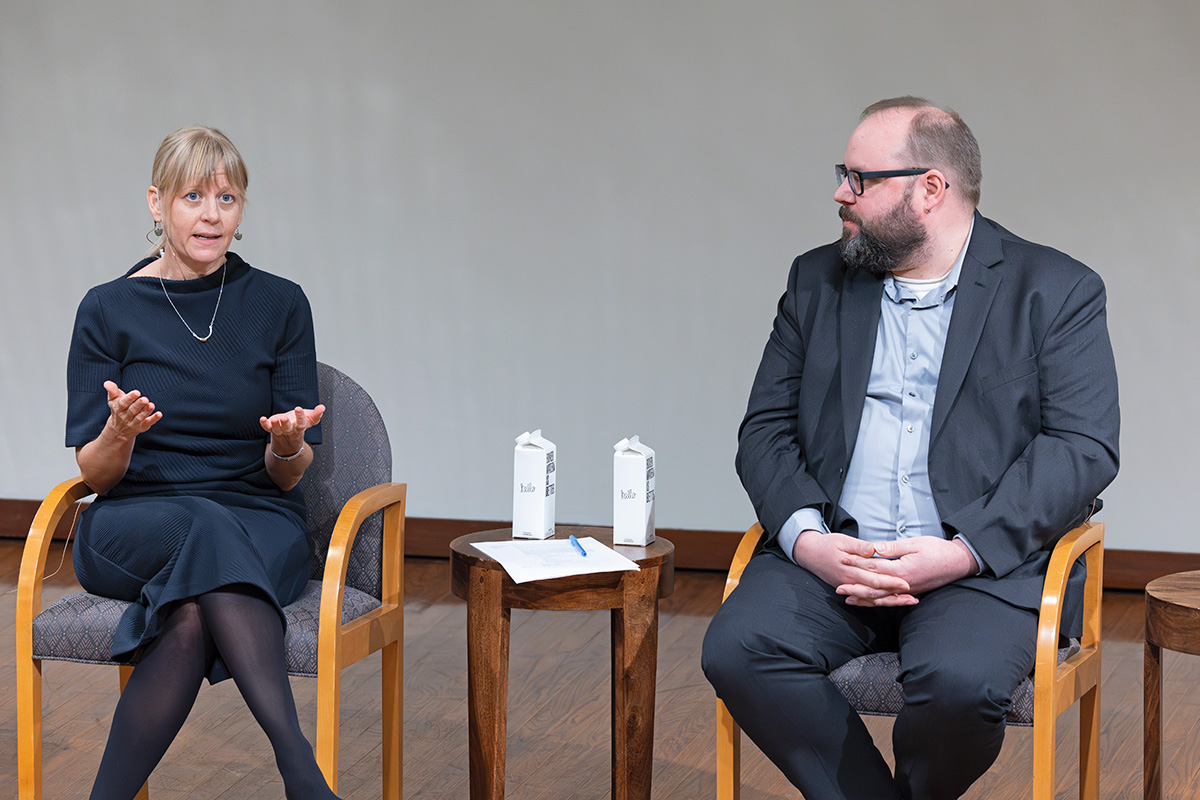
[{"xmin": 735, "ymin": 213, "xmax": 1120, "ymax": 632}]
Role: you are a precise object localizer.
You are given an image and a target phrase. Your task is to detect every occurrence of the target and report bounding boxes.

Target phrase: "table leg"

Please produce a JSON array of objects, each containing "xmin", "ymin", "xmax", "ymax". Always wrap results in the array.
[
  {"xmin": 1144, "ymin": 639, "xmax": 1163, "ymax": 800},
  {"xmin": 467, "ymin": 566, "xmax": 510, "ymax": 800},
  {"xmin": 611, "ymin": 565, "xmax": 660, "ymax": 800}
]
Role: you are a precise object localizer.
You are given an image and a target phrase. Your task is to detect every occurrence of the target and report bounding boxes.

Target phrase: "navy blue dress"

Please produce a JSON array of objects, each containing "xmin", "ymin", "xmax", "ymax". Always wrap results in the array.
[{"xmin": 65, "ymin": 252, "xmax": 321, "ymax": 682}]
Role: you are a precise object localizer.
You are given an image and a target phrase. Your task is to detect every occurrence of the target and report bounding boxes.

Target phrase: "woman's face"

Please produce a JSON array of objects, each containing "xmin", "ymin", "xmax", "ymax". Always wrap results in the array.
[{"xmin": 151, "ymin": 165, "xmax": 243, "ymax": 276}]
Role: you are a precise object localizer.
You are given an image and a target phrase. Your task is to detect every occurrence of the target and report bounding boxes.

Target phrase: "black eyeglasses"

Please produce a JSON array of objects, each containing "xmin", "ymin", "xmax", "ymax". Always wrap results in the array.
[{"xmin": 835, "ymin": 164, "xmax": 947, "ymax": 196}]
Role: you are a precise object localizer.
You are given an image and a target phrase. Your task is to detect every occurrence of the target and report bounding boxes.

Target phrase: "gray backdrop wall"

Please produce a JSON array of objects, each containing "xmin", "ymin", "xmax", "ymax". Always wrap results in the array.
[{"xmin": 3, "ymin": 1, "xmax": 1195, "ymax": 554}]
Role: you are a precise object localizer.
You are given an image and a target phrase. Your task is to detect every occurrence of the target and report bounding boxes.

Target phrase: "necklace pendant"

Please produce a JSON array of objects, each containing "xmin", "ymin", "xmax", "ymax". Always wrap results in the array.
[{"xmin": 160, "ymin": 261, "xmax": 226, "ymax": 343}]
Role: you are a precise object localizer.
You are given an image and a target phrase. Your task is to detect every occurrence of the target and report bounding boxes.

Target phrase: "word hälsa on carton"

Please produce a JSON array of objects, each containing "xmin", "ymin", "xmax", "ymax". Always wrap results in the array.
[
  {"xmin": 513, "ymin": 429, "xmax": 556, "ymax": 539},
  {"xmin": 613, "ymin": 435, "xmax": 654, "ymax": 546}
]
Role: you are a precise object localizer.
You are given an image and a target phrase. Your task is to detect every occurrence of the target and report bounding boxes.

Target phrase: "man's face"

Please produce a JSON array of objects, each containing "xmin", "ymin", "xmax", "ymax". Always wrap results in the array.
[
  {"xmin": 837, "ymin": 187, "xmax": 926, "ymax": 275},
  {"xmin": 834, "ymin": 110, "xmax": 928, "ymax": 275}
]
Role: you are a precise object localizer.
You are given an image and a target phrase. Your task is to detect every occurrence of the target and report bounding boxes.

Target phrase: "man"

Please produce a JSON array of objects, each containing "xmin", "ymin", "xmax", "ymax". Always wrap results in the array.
[{"xmin": 702, "ymin": 97, "xmax": 1119, "ymax": 800}]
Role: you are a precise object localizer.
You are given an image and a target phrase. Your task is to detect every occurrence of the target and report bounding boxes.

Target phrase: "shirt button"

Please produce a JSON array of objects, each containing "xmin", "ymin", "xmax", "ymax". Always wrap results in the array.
[
  {"xmin": 907, "ymin": 425, "xmax": 914, "ymax": 433},
  {"xmin": 899, "ymin": 525, "xmax": 907, "ymax": 534},
  {"xmin": 901, "ymin": 475, "xmax": 910, "ymax": 484},
  {"xmin": 908, "ymin": 391, "xmax": 916, "ymax": 397},
  {"xmin": 910, "ymin": 352, "xmax": 918, "ymax": 360}
]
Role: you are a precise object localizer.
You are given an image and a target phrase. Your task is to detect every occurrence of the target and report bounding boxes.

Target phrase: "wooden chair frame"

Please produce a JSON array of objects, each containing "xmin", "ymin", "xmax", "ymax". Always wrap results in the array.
[
  {"xmin": 16, "ymin": 475, "xmax": 407, "ymax": 800},
  {"xmin": 715, "ymin": 521, "xmax": 1103, "ymax": 800}
]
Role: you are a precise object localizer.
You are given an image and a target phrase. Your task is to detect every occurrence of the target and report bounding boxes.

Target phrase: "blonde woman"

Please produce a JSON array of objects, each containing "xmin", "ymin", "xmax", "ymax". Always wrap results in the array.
[{"xmin": 66, "ymin": 126, "xmax": 337, "ymax": 799}]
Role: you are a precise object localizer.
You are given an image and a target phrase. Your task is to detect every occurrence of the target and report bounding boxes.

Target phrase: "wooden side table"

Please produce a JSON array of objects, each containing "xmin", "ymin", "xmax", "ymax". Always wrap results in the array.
[
  {"xmin": 1144, "ymin": 570, "xmax": 1200, "ymax": 799},
  {"xmin": 450, "ymin": 525, "xmax": 674, "ymax": 800}
]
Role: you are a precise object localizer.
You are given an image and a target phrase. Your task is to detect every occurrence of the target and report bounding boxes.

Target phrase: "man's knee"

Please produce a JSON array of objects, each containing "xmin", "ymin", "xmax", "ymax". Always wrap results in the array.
[
  {"xmin": 901, "ymin": 660, "xmax": 1012, "ymax": 727},
  {"xmin": 702, "ymin": 603, "xmax": 830, "ymax": 701},
  {"xmin": 701, "ymin": 604, "xmax": 750, "ymax": 695},
  {"xmin": 701, "ymin": 602, "xmax": 793, "ymax": 697}
]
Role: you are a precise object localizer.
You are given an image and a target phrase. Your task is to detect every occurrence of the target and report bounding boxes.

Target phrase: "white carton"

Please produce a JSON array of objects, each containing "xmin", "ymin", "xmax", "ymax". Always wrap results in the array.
[
  {"xmin": 613, "ymin": 435, "xmax": 655, "ymax": 546},
  {"xmin": 512, "ymin": 430, "xmax": 556, "ymax": 539}
]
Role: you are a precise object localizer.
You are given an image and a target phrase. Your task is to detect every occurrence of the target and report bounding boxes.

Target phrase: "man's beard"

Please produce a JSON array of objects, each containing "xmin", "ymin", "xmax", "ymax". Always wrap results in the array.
[{"xmin": 837, "ymin": 191, "xmax": 927, "ymax": 275}]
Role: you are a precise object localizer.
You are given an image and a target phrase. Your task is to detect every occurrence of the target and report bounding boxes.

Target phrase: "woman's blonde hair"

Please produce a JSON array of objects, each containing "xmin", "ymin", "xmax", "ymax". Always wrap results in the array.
[{"xmin": 146, "ymin": 125, "xmax": 249, "ymax": 256}]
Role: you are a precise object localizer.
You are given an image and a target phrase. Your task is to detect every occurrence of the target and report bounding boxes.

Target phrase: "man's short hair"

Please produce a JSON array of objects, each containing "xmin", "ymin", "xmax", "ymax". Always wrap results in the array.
[{"xmin": 862, "ymin": 96, "xmax": 982, "ymax": 207}]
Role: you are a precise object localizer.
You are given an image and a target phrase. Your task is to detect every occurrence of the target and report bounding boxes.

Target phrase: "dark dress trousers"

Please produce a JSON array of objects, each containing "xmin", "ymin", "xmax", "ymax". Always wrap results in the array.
[{"xmin": 703, "ymin": 213, "xmax": 1119, "ymax": 800}]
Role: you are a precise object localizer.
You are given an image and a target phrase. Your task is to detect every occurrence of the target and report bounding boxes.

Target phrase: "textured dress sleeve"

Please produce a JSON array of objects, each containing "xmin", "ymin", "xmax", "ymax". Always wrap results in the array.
[
  {"xmin": 66, "ymin": 289, "xmax": 121, "ymax": 447},
  {"xmin": 272, "ymin": 283, "xmax": 323, "ymax": 446}
]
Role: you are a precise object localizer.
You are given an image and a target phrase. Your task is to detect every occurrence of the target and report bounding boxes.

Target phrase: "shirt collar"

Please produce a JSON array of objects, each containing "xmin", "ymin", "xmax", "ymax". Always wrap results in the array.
[{"xmin": 883, "ymin": 216, "xmax": 975, "ymax": 308}]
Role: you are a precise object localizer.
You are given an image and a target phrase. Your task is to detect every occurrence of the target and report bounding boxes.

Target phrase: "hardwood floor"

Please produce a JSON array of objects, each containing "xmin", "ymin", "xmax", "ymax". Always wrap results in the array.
[{"xmin": 2, "ymin": 537, "xmax": 1199, "ymax": 798}]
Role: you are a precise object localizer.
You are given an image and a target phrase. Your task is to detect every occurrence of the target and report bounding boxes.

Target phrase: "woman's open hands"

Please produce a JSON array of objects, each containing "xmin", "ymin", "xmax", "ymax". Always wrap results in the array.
[
  {"xmin": 259, "ymin": 405, "xmax": 325, "ymax": 457},
  {"xmin": 76, "ymin": 381, "xmax": 163, "ymax": 495},
  {"xmin": 104, "ymin": 380, "xmax": 163, "ymax": 439},
  {"xmin": 260, "ymin": 405, "xmax": 325, "ymax": 491}
]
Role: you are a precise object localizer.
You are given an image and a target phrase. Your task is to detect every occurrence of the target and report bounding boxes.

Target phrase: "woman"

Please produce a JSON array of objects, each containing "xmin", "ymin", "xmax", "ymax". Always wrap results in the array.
[{"xmin": 66, "ymin": 126, "xmax": 338, "ymax": 800}]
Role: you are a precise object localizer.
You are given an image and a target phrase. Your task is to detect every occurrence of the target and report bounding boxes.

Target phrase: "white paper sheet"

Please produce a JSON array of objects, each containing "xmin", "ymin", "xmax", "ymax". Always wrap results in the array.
[{"xmin": 470, "ymin": 537, "xmax": 641, "ymax": 584}]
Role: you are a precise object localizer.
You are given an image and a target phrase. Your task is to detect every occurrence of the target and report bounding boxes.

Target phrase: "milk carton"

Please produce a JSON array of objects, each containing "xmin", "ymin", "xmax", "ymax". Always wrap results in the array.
[
  {"xmin": 613, "ymin": 435, "xmax": 655, "ymax": 546},
  {"xmin": 512, "ymin": 430, "xmax": 556, "ymax": 539}
]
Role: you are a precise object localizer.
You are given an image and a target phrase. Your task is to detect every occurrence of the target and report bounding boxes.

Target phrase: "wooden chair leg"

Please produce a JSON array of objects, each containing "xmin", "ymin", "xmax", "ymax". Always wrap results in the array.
[
  {"xmin": 1031, "ymin": 705, "xmax": 1057, "ymax": 800},
  {"xmin": 716, "ymin": 698, "xmax": 741, "ymax": 800},
  {"xmin": 117, "ymin": 666, "xmax": 150, "ymax": 800},
  {"xmin": 16, "ymin": 654, "xmax": 42, "ymax": 800},
  {"xmin": 315, "ymin": 663, "xmax": 342, "ymax": 793},
  {"xmin": 381, "ymin": 640, "xmax": 402, "ymax": 800},
  {"xmin": 1078, "ymin": 685, "xmax": 1100, "ymax": 800}
]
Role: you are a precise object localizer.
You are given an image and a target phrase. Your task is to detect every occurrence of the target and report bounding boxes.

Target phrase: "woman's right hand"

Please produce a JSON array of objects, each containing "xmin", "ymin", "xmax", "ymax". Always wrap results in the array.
[
  {"xmin": 76, "ymin": 382, "xmax": 163, "ymax": 495},
  {"xmin": 104, "ymin": 380, "xmax": 162, "ymax": 439}
]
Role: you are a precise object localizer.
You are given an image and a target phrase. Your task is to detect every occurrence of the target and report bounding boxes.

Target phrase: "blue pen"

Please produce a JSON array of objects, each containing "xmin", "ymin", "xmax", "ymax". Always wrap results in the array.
[{"xmin": 569, "ymin": 534, "xmax": 587, "ymax": 557}]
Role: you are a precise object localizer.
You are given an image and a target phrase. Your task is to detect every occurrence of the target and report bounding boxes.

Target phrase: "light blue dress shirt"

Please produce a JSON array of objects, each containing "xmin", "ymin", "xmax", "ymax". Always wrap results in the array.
[{"xmin": 778, "ymin": 222, "xmax": 984, "ymax": 571}]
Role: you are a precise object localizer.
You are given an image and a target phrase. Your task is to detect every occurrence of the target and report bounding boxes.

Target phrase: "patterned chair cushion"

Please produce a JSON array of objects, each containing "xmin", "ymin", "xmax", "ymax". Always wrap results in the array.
[
  {"xmin": 32, "ymin": 581, "xmax": 381, "ymax": 676},
  {"xmin": 830, "ymin": 639, "xmax": 1082, "ymax": 727},
  {"xmin": 281, "ymin": 580, "xmax": 382, "ymax": 677},
  {"xmin": 30, "ymin": 592, "xmax": 130, "ymax": 665}
]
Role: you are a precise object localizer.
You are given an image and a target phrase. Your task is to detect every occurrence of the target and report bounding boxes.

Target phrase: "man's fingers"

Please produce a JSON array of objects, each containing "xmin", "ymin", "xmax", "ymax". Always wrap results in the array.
[
  {"xmin": 871, "ymin": 540, "xmax": 918, "ymax": 559},
  {"xmin": 840, "ymin": 539, "xmax": 877, "ymax": 558},
  {"xmin": 837, "ymin": 571, "xmax": 910, "ymax": 595},
  {"xmin": 844, "ymin": 592, "xmax": 919, "ymax": 608},
  {"xmin": 839, "ymin": 562, "xmax": 909, "ymax": 591}
]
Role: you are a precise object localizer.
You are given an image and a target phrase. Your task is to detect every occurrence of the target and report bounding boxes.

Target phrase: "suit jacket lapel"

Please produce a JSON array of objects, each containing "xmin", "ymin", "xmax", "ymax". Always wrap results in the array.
[
  {"xmin": 839, "ymin": 267, "xmax": 884, "ymax": 457},
  {"xmin": 931, "ymin": 213, "xmax": 1004, "ymax": 441}
]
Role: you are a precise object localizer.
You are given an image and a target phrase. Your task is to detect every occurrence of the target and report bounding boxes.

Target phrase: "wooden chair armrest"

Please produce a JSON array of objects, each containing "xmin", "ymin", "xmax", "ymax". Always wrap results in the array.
[
  {"xmin": 317, "ymin": 482, "xmax": 407, "ymax": 630},
  {"xmin": 17, "ymin": 477, "xmax": 94, "ymax": 629},
  {"xmin": 723, "ymin": 524, "xmax": 765, "ymax": 602},
  {"xmin": 1033, "ymin": 522, "xmax": 1104, "ymax": 686}
]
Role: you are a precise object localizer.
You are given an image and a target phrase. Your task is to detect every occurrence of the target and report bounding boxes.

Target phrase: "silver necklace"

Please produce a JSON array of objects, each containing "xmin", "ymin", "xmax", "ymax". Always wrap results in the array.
[{"xmin": 158, "ymin": 253, "xmax": 226, "ymax": 342}]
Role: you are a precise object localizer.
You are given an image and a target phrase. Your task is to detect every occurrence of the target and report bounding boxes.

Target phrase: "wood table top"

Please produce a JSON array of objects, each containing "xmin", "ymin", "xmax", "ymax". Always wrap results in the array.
[
  {"xmin": 449, "ymin": 525, "xmax": 674, "ymax": 571},
  {"xmin": 1146, "ymin": 570, "xmax": 1200, "ymax": 613},
  {"xmin": 449, "ymin": 525, "xmax": 675, "ymax": 608}
]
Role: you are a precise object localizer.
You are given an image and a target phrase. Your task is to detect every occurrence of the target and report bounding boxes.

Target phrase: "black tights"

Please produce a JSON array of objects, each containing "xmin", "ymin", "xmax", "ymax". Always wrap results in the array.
[{"xmin": 89, "ymin": 587, "xmax": 340, "ymax": 800}]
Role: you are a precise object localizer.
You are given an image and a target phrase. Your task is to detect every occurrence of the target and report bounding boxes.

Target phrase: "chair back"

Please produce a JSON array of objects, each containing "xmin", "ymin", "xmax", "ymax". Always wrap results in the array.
[{"xmin": 304, "ymin": 362, "xmax": 391, "ymax": 599}]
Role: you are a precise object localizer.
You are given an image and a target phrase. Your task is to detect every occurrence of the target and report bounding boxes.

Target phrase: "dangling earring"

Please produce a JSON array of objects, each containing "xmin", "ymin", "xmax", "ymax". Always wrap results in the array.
[
  {"xmin": 146, "ymin": 220, "xmax": 164, "ymax": 244},
  {"xmin": 233, "ymin": 226, "xmax": 243, "ymax": 241}
]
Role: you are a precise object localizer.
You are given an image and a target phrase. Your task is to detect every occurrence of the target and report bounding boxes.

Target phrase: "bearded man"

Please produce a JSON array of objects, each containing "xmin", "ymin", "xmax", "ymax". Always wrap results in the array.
[{"xmin": 702, "ymin": 97, "xmax": 1120, "ymax": 800}]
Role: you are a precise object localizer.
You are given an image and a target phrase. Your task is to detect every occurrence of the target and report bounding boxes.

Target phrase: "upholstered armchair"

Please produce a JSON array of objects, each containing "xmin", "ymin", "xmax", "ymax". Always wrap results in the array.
[
  {"xmin": 715, "ymin": 521, "xmax": 1104, "ymax": 800},
  {"xmin": 17, "ymin": 362, "xmax": 405, "ymax": 800}
]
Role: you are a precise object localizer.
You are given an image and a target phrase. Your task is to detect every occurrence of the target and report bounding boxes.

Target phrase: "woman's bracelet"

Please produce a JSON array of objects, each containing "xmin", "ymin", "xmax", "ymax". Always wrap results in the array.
[{"xmin": 270, "ymin": 442, "xmax": 306, "ymax": 461}]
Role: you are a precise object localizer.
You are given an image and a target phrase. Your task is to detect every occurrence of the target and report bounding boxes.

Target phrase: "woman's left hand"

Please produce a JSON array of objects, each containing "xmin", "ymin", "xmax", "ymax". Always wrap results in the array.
[{"xmin": 259, "ymin": 405, "xmax": 325, "ymax": 456}]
